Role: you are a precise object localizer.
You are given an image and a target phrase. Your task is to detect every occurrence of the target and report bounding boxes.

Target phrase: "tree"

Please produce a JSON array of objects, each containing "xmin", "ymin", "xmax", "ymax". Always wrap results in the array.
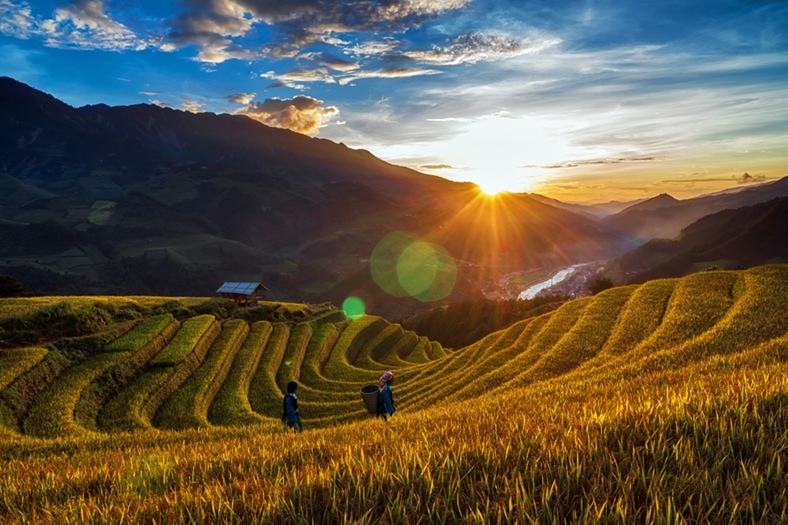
[
  {"xmin": 588, "ymin": 276, "xmax": 614, "ymax": 296},
  {"xmin": 0, "ymin": 275, "xmax": 27, "ymax": 297}
]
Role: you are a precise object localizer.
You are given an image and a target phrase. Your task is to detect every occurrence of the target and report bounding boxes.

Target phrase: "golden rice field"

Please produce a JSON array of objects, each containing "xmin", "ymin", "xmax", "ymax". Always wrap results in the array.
[{"xmin": 2, "ymin": 265, "xmax": 788, "ymax": 523}]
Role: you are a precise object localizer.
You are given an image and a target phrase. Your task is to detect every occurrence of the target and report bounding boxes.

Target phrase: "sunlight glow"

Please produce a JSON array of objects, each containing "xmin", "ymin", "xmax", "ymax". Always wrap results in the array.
[
  {"xmin": 478, "ymin": 179, "xmax": 510, "ymax": 196},
  {"xmin": 376, "ymin": 113, "xmax": 575, "ymax": 194}
]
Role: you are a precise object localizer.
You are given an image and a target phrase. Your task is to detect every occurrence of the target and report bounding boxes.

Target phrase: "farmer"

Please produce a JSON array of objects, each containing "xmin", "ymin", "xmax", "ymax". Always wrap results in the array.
[
  {"xmin": 376, "ymin": 371, "xmax": 396, "ymax": 422},
  {"xmin": 282, "ymin": 380, "xmax": 303, "ymax": 433}
]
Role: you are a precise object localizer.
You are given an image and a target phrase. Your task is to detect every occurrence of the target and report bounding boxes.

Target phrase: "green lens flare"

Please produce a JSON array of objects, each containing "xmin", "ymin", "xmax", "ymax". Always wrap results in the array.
[
  {"xmin": 397, "ymin": 241, "xmax": 440, "ymax": 297},
  {"xmin": 342, "ymin": 296, "xmax": 366, "ymax": 319},
  {"xmin": 370, "ymin": 232, "xmax": 414, "ymax": 298},
  {"xmin": 370, "ymin": 232, "xmax": 457, "ymax": 302}
]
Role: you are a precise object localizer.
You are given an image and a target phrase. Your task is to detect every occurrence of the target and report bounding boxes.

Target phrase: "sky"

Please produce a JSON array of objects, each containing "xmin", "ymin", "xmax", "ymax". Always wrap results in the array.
[{"xmin": 1, "ymin": 0, "xmax": 787, "ymax": 203}]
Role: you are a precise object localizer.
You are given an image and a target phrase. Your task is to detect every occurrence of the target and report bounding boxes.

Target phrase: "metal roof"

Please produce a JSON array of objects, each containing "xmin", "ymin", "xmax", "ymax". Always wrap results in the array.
[{"xmin": 216, "ymin": 282, "xmax": 267, "ymax": 295}]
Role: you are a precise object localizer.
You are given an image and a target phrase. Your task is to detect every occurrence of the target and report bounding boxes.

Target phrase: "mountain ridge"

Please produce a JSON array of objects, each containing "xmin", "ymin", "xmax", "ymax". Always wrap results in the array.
[
  {"xmin": 611, "ymin": 195, "xmax": 788, "ymax": 283},
  {"xmin": 603, "ymin": 177, "xmax": 788, "ymax": 240},
  {"xmin": 0, "ymin": 77, "xmax": 636, "ymax": 317}
]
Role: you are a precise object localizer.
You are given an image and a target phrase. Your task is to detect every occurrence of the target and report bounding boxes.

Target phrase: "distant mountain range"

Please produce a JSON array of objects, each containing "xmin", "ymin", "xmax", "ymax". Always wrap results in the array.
[
  {"xmin": 0, "ymin": 77, "xmax": 638, "ymax": 317},
  {"xmin": 611, "ymin": 195, "xmax": 788, "ymax": 283},
  {"xmin": 602, "ymin": 178, "xmax": 788, "ymax": 240}
]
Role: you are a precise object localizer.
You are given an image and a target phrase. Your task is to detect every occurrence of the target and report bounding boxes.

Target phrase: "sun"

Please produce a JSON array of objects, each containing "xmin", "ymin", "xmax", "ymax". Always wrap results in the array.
[{"xmin": 478, "ymin": 179, "xmax": 512, "ymax": 196}]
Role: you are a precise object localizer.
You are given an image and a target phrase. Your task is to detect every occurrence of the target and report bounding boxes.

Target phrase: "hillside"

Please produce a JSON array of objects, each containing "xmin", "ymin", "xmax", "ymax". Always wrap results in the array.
[
  {"xmin": 617, "ymin": 193, "xmax": 680, "ymax": 214},
  {"xmin": 0, "ymin": 77, "xmax": 636, "ymax": 317},
  {"xmin": 613, "ymin": 196, "xmax": 788, "ymax": 283},
  {"xmin": 603, "ymin": 177, "xmax": 788, "ymax": 240},
  {"xmin": 1, "ymin": 265, "xmax": 788, "ymax": 521}
]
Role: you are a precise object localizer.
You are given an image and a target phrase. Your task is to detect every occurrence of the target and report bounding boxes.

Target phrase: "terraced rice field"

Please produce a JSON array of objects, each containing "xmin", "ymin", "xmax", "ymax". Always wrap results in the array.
[{"xmin": 2, "ymin": 265, "xmax": 788, "ymax": 523}]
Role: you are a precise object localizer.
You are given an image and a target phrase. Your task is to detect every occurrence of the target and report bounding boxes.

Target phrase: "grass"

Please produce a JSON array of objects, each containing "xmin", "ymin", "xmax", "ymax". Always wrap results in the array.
[
  {"xmin": 0, "ymin": 347, "xmax": 48, "ymax": 390},
  {"xmin": 103, "ymin": 313, "xmax": 175, "ymax": 353},
  {"xmin": 248, "ymin": 323, "xmax": 290, "ymax": 419},
  {"xmin": 149, "ymin": 314, "xmax": 218, "ymax": 367},
  {"xmin": 23, "ymin": 352, "xmax": 129, "ymax": 438},
  {"xmin": 208, "ymin": 321, "xmax": 273, "ymax": 427},
  {"xmin": 0, "ymin": 265, "xmax": 788, "ymax": 522},
  {"xmin": 155, "ymin": 320, "xmax": 249, "ymax": 430}
]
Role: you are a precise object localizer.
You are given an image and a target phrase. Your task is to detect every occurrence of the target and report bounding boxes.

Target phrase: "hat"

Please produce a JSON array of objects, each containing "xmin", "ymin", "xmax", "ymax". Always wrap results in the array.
[
  {"xmin": 378, "ymin": 371, "xmax": 394, "ymax": 388},
  {"xmin": 287, "ymin": 381, "xmax": 298, "ymax": 393}
]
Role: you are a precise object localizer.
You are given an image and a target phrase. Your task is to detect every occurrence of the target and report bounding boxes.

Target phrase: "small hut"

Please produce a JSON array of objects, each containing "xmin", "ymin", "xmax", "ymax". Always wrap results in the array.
[{"xmin": 216, "ymin": 282, "xmax": 269, "ymax": 306}]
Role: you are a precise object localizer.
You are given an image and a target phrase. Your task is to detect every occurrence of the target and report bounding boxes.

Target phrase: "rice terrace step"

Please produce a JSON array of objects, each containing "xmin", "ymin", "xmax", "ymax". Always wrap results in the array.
[{"xmin": 1, "ymin": 265, "xmax": 788, "ymax": 522}]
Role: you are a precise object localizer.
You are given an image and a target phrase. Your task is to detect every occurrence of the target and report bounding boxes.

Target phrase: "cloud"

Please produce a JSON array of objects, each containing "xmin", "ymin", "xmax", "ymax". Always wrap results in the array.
[
  {"xmin": 228, "ymin": 92, "xmax": 257, "ymax": 104},
  {"xmin": 166, "ymin": 0, "xmax": 259, "ymax": 62},
  {"xmin": 1, "ymin": 0, "xmax": 153, "ymax": 51},
  {"xmin": 0, "ymin": 0, "xmax": 35, "ymax": 38},
  {"xmin": 43, "ymin": 0, "xmax": 149, "ymax": 50},
  {"xmin": 420, "ymin": 164, "xmax": 455, "ymax": 170},
  {"xmin": 261, "ymin": 68, "xmax": 336, "ymax": 88},
  {"xmin": 736, "ymin": 172, "xmax": 767, "ymax": 184},
  {"xmin": 194, "ymin": 37, "xmax": 258, "ymax": 63},
  {"xmin": 317, "ymin": 53, "xmax": 360, "ymax": 71},
  {"xmin": 345, "ymin": 38, "xmax": 401, "ymax": 57},
  {"xmin": 338, "ymin": 66, "xmax": 441, "ymax": 85},
  {"xmin": 168, "ymin": 0, "xmax": 472, "ymax": 62},
  {"xmin": 236, "ymin": 95, "xmax": 339, "ymax": 134},
  {"xmin": 404, "ymin": 33, "xmax": 561, "ymax": 66},
  {"xmin": 530, "ymin": 156, "xmax": 663, "ymax": 169},
  {"xmin": 151, "ymin": 99, "xmax": 175, "ymax": 109},
  {"xmin": 235, "ymin": 0, "xmax": 472, "ymax": 28},
  {"xmin": 427, "ymin": 117, "xmax": 473, "ymax": 122},
  {"xmin": 180, "ymin": 98, "xmax": 205, "ymax": 113}
]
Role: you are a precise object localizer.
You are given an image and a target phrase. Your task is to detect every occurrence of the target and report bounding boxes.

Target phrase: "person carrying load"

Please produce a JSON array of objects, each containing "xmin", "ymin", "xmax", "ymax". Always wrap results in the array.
[{"xmin": 376, "ymin": 371, "xmax": 395, "ymax": 422}]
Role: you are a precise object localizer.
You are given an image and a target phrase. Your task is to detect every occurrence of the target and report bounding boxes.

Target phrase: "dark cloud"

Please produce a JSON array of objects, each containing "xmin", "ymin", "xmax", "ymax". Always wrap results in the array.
[
  {"xmin": 166, "ymin": 0, "xmax": 259, "ymax": 62},
  {"xmin": 237, "ymin": 0, "xmax": 472, "ymax": 29},
  {"xmin": 736, "ymin": 172, "xmax": 767, "ymax": 184},
  {"xmin": 236, "ymin": 95, "xmax": 339, "ymax": 134},
  {"xmin": 168, "ymin": 0, "xmax": 472, "ymax": 62}
]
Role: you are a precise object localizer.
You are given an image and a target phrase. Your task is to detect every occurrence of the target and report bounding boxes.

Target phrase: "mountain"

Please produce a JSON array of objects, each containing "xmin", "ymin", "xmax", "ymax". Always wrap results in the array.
[
  {"xmin": 0, "ymin": 77, "xmax": 637, "ymax": 317},
  {"xmin": 603, "ymin": 178, "xmax": 788, "ymax": 240},
  {"xmin": 611, "ymin": 196, "xmax": 788, "ymax": 283},
  {"xmin": 588, "ymin": 197, "xmax": 650, "ymax": 215},
  {"xmin": 616, "ymin": 193, "xmax": 680, "ymax": 214},
  {"xmin": 525, "ymin": 193, "xmax": 612, "ymax": 218}
]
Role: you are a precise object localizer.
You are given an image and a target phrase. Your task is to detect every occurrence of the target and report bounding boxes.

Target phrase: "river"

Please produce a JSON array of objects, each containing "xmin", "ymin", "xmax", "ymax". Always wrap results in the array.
[{"xmin": 518, "ymin": 264, "xmax": 590, "ymax": 300}]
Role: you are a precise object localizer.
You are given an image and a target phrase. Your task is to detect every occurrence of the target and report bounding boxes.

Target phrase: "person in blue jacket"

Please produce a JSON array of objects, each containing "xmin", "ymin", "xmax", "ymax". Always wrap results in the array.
[
  {"xmin": 376, "ymin": 371, "xmax": 395, "ymax": 421},
  {"xmin": 282, "ymin": 381, "xmax": 303, "ymax": 433}
]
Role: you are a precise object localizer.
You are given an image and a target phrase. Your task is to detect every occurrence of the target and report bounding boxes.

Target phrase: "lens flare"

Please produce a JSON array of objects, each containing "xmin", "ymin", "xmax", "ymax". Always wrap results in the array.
[
  {"xmin": 342, "ymin": 296, "xmax": 366, "ymax": 319},
  {"xmin": 370, "ymin": 232, "xmax": 457, "ymax": 302}
]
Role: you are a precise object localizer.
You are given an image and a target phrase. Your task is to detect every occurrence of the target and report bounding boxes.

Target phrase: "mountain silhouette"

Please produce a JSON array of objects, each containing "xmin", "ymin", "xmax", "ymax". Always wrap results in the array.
[
  {"xmin": 0, "ymin": 76, "xmax": 637, "ymax": 316},
  {"xmin": 603, "ymin": 178, "xmax": 788, "ymax": 240},
  {"xmin": 614, "ymin": 196, "xmax": 788, "ymax": 282}
]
